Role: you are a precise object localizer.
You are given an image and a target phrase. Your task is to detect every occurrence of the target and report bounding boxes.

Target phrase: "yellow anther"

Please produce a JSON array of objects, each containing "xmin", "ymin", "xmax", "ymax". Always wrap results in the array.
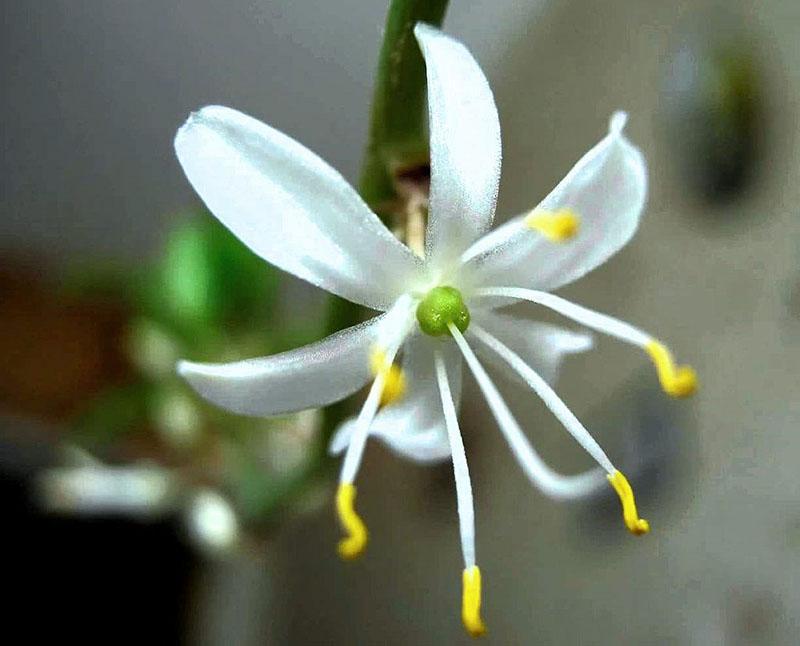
[
  {"xmin": 369, "ymin": 347, "xmax": 388, "ymax": 374},
  {"xmin": 370, "ymin": 348, "xmax": 406, "ymax": 407},
  {"xmin": 462, "ymin": 566, "xmax": 487, "ymax": 638},
  {"xmin": 336, "ymin": 483, "xmax": 368, "ymax": 560},
  {"xmin": 379, "ymin": 364, "xmax": 405, "ymax": 406},
  {"xmin": 645, "ymin": 340, "xmax": 698, "ymax": 398},
  {"xmin": 524, "ymin": 208, "xmax": 580, "ymax": 241},
  {"xmin": 608, "ymin": 470, "xmax": 650, "ymax": 536}
]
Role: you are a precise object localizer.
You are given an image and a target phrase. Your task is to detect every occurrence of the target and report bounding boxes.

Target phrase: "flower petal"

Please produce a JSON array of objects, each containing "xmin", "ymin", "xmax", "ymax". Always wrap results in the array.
[
  {"xmin": 178, "ymin": 316, "xmax": 384, "ymax": 417},
  {"xmin": 470, "ymin": 310, "xmax": 592, "ymax": 385},
  {"xmin": 175, "ymin": 105, "xmax": 425, "ymax": 311},
  {"xmin": 414, "ymin": 24, "xmax": 502, "ymax": 271},
  {"xmin": 460, "ymin": 112, "xmax": 646, "ymax": 293},
  {"xmin": 329, "ymin": 334, "xmax": 461, "ymax": 464}
]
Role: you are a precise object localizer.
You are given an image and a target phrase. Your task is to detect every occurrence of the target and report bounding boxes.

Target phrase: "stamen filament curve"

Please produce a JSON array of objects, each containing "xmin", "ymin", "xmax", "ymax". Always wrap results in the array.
[
  {"xmin": 334, "ymin": 296, "xmax": 415, "ymax": 560},
  {"xmin": 436, "ymin": 351, "xmax": 485, "ymax": 637},
  {"xmin": 336, "ymin": 483, "xmax": 368, "ymax": 559},
  {"xmin": 525, "ymin": 208, "xmax": 580, "ymax": 241},
  {"xmin": 472, "ymin": 287, "xmax": 697, "ymax": 399},
  {"xmin": 608, "ymin": 470, "xmax": 650, "ymax": 535},
  {"xmin": 470, "ymin": 324, "xmax": 615, "ymax": 474},
  {"xmin": 435, "ymin": 351, "xmax": 477, "ymax": 568},
  {"xmin": 336, "ymin": 345, "xmax": 401, "ymax": 559},
  {"xmin": 462, "ymin": 566, "xmax": 487, "ymax": 637},
  {"xmin": 448, "ymin": 323, "xmax": 605, "ymax": 500}
]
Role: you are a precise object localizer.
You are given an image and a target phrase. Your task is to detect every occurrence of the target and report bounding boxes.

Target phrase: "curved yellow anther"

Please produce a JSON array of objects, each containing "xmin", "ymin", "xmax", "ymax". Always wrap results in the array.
[
  {"xmin": 370, "ymin": 348, "xmax": 406, "ymax": 407},
  {"xmin": 462, "ymin": 566, "xmax": 487, "ymax": 638},
  {"xmin": 645, "ymin": 340, "xmax": 697, "ymax": 398},
  {"xmin": 608, "ymin": 470, "xmax": 650, "ymax": 536},
  {"xmin": 524, "ymin": 208, "xmax": 580, "ymax": 241},
  {"xmin": 336, "ymin": 484, "xmax": 368, "ymax": 560}
]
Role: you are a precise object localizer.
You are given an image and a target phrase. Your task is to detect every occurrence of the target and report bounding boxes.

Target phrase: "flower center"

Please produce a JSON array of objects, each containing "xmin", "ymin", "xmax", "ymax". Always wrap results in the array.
[{"xmin": 416, "ymin": 286, "xmax": 470, "ymax": 337}]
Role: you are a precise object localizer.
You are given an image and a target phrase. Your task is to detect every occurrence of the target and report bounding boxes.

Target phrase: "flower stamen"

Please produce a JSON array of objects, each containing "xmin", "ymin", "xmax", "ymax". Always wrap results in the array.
[
  {"xmin": 436, "ymin": 350, "xmax": 485, "ymax": 637},
  {"xmin": 336, "ymin": 483, "xmax": 368, "ymax": 559},
  {"xmin": 462, "ymin": 566, "xmax": 487, "ymax": 637},
  {"xmin": 524, "ymin": 208, "xmax": 580, "ymax": 241},
  {"xmin": 645, "ymin": 340, "xmax": 698, "ymax": 398},
  {"xmin": 470, "ymin": 324, "xmax": 615, "ymax": 473},
  {"xmin": 449, "ymin": 323, "xmax": 605, "ymax": 500},
  {"xmin": 472, "ymin": 287, "xmax": 698, "ymax": 399},
  {"xmin": 370, "ymin": 348, "xmax": 406, "ymax": 407},
  {"xmin": 607, "ymin": 470, "xmax": 650, "ymax": 535}
]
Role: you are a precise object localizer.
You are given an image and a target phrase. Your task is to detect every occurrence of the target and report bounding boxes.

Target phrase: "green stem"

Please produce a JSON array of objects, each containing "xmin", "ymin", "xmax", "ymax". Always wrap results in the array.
[
  {"xmin": 359, "ymin": 0, "xmax": 450, "ymax": 208},
  {"xmin": 322, "ymin": 0, "xmax": 449, "ymax": 435},
  {"xmin": 263, "ymin": 0, "xmax": 449, "ymax": 522}
]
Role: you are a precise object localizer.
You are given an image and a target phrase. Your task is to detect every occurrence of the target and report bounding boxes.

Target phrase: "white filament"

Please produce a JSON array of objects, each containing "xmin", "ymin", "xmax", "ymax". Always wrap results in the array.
[
  {"xmin": 473, "ymin": 287, "xmax": 651, "ymax": 348},
  {"xmin": 339, "ymin": 297, "xmax": 414, "ymax": 485},
  {"xmin": 435, "ymin": 350, "xmax": 476, "ymax": 568},
  {"xmin": 339, "ymin": 367, "xmax": 387, "ymax": 485},
  {"xmin": 449, "ymin": 324, "xmax": 605, "ymax": 500},
  {"xmin": 470, "ymin": 324, "xmax": 615, "ymax": 474}
]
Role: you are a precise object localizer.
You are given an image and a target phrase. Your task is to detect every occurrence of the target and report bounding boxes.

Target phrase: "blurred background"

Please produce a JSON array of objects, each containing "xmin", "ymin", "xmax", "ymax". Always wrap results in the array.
[{"xmin": 2, "ymin": 0, "xmax": 799, "ymax": 643}]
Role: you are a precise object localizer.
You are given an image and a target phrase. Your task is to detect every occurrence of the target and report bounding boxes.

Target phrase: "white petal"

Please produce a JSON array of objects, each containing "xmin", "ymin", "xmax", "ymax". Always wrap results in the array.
[
  {"xmin": 178, "ymin": 316, "xmax": 384, "ymax": 417},
  {"xmin": 460, "ymin": 111, "xmax": 646, "ymax": 293},
  {"xmin": 414, "ymin": 24, "xmax": 502, "ymax": 271},
  {"xmin": 470, "ymin": 310, "xmax": 592, "ymax": 385},
  {"xmin": 175, "ymin": 105, "xmax": 425, "ymax": 311},
  {"xmin": 329, "ymin": 334, "xmax": 461, "ymax": 464}
]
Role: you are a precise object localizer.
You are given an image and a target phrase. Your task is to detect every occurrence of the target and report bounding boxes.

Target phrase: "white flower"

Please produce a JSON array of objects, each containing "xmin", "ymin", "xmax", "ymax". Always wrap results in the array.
[{"xmin": 174, "ymin": 23, "xmax": 696, "ymax": 637}]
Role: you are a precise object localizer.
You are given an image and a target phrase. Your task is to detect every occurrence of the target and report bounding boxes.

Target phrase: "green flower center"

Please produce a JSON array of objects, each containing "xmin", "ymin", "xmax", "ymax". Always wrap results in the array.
[{"xmin": 416, "ymin": 286, "xmax": 470, "ymax": 337}]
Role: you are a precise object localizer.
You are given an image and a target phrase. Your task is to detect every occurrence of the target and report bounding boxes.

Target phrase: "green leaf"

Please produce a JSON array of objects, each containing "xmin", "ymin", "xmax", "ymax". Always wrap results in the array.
[
  {"xmin": 145, "ymin": 209, "xmax": 280, "ymax": 339},
  {"xmin": 70, "ymin": 383, "xmax": 152, "ymax": 449}
]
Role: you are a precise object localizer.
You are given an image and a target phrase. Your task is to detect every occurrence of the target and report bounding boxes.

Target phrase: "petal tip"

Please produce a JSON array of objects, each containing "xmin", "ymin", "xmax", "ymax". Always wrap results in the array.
[
  {"xmin": 570, "ymin": 331, "xmax": 594, "ymax": 353},
  {"xmin": 609, "ymin": 111, "xmax": 628, "ymax": 134},
  {"xmin": 413, "ymin": 22, "xmax": 436, "ymax": 39},
  {"xmin": 176, "ymin": 359, "xmax": 197, "ymax": 377},
  {"xmin": 174, "ymin": 108, "xmax": 210, "ymax": 151},
  {"xmin": 176, "ymin": 105, "xmax": 231, "ymax": 138}
]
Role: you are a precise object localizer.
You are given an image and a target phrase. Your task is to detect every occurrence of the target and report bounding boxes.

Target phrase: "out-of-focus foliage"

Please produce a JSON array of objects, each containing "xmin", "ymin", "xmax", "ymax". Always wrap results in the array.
[
  {"xmin": 148, "ymin": 211, "xmax": 279, "ymax": 343},
  {"xmin": 60, "ymin": 210, "xmax": 327, "ymax": 525},
  {"xmin": 662, "ymin": 15, "xmax": 764, "ymax": 204},
  {"xmin": 29, "ymin": 0, "xmax": 448, "ymax": 535}
]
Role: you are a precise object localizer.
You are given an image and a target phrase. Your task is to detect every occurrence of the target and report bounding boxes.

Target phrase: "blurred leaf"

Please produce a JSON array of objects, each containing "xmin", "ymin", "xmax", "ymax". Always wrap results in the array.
[
  {"xmin": 70, "ymin": 382, "xmax": 152, "ymax": 449},
  {"xmin": 149, "ymin": 386, "xmax": 204, "ymax": 450},
  {"xmin": 125, "ymin": 317, "xmax": 184, "ymax": 379},
  {"xmin": 231, "ymin": 452, "xmax": 279, "ymax": 522},
  {"xmin": 662, "ymin": 14, "xmax": 764, "ymax": 204},
  {"xmin": 144, "ymin": 209, "xmax": 280, "ymax": 340},
  {"xmin": 61, "ymin": 260, "xmax": 143, "ymax": 304},
  {"xmin": 275, "ymin": 321, "xmax": 326, "ymax": 354}
]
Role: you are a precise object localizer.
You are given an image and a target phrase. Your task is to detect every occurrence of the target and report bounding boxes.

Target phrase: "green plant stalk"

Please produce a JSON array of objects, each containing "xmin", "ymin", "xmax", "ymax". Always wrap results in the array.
[
  {"xmin": 264, "ymin": 0, "xmax": 449, "ymax": 522},
  {"xmin": 359, "ymin": 0, "xmax": 449, "ymax": 207},
  {"xmin": 321, "ymin": 0, "xmax": 449, "ymax": 439}
]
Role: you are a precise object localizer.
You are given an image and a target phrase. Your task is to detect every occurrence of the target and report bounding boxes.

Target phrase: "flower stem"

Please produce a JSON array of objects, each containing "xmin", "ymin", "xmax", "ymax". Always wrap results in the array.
[
  {"xmin": 322, "ymin": 0, "xmax": 448, "ymax": 432},
  {"xmin": 359, "ymin": 0, "xmax": 450, "ymax": 208},
  {"xmin": 269, "ymin": 0, "xmax": 449, "ymax": 520}
]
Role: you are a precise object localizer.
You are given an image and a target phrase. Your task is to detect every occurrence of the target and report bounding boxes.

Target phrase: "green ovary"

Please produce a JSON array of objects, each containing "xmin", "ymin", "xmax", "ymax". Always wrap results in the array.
[{"xmin": 416, "ymin": 286, "xmax": 470, "ymax": 337}]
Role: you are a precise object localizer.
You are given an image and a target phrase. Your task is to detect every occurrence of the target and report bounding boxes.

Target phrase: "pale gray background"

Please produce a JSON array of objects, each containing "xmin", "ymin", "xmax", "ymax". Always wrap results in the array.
[{"xmin": 3, "ymin": 0, "xmax": 800, "ymax": 644}]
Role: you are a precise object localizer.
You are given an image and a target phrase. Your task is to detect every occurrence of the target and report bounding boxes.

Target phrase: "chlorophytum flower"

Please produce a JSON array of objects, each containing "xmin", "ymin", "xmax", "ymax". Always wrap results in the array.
[{"xmin": 174, "ymin": 23, "xmax": 697, "ymax": 637}]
